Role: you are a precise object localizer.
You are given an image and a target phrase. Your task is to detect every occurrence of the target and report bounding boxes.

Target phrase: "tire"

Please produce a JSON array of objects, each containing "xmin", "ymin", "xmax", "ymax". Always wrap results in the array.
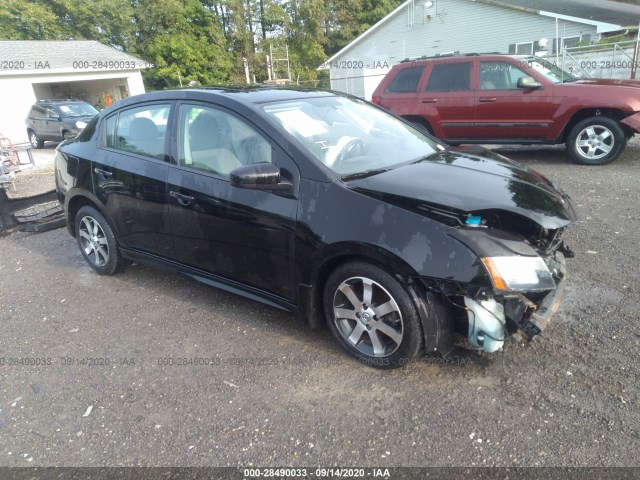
[
  {"xmin": 567, "ymin": 116, "xmax": 626, "ymax": 165},
  {"xmin": 74, "ymin": 206, "xmax": 123, "ymax": 275},
  {"xmin": 410, "ymin": 121, "xmax": 432, "ymax": 134},
  {"xmin": 323, "ymin": 262, "xmax": 423, "ymax": 368},
  {"xmin": 28, "ymin": 130, "xmax": 44, "ymax": 149}
]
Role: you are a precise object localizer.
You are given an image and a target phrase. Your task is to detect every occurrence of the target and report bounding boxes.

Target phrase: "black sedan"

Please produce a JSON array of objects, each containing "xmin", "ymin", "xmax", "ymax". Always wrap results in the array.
[{"xmin": 55, "ymin": 87, "xmax": 575, "ymax": 368}]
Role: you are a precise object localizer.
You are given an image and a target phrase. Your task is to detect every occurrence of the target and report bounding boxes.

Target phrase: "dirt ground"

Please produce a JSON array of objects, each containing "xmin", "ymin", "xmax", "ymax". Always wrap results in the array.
[{"xmin": 0, "ymin": 140, "xmax": 639, "ymax": 469}]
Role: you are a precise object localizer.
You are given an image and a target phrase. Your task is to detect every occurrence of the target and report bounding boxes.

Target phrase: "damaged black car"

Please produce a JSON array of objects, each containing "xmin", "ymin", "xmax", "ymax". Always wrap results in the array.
[{"xmin": 55, "ymin": 87, "xmax": 575, "ymax": 368}]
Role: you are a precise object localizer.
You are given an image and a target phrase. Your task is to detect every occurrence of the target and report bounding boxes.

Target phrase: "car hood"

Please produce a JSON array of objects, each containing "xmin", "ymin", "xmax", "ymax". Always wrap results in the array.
[
  {"xmin": 566, "ymin": 78, "xmax": 640, "ymax": 89},
  {"xmin": 63, "ymin": 115, "xmax": 96, "ymax": 122},
  {"xmin": 346, "ymin": 148, "xmax": 576, "ymax": 229}
]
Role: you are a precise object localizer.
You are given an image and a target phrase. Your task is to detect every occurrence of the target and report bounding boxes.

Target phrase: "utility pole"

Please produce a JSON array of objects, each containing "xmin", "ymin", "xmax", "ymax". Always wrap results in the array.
[{"xmin": 631, "ymin": 21, "xmax": 640, "ymax": 80}]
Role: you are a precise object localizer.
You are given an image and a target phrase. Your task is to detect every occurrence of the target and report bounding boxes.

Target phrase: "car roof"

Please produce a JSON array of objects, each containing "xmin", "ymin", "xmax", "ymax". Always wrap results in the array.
[
  {"xmin": 36, "ymin": 99, "xmax": 88, "ymax": 104},
  {"xmin": 397, "ymin": 52, "xmax": 527, "ymax": 66},
  {"xmin": 110, "ymin": 86, "xmax": 340, "ymax": 108}
]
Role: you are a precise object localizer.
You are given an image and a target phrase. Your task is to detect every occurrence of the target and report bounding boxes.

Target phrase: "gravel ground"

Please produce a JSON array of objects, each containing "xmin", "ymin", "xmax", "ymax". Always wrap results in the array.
[{"xmin": 0, "ymin": 140, "xmax": 639, "ymax": 468}]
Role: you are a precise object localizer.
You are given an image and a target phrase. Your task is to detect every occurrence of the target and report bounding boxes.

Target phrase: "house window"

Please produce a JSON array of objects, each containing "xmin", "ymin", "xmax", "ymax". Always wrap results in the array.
[
  {"xmin": 516, "ymin": 42, "xmax": 533, "ymax": 55},
  {"xmin": 562, "ymin": 36, "xmax": 581, "ymax": 50}
]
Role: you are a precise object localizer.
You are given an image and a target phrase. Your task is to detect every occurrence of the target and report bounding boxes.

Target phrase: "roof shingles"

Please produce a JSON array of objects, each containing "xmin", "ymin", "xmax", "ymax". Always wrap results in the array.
[{"xmin": 0, "ymin": 40, "xmax": 148, "ymax": 72}]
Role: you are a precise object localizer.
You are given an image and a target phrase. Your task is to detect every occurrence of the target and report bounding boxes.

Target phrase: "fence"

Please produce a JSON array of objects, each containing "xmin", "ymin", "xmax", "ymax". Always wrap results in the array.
[{"xmin": 561, "ymin": 40, "xmax": 639, "ymax": 79}]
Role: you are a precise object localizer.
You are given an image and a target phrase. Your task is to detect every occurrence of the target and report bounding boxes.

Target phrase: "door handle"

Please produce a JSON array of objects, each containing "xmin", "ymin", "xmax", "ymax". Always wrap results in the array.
[
  {"xmin": 94, "ymin": 167, "xmax": 113, "ymax": 178},
  {"xmin": 421, "ymin": 98, "xmax": 437, "ymax": 103},
  {"xmin": 170, "ymin": 190, "xmax": 195, "ymax": 207},
  {"xmin": 479, "ymin": 97, "xmax": 497, "ymax": 103}
]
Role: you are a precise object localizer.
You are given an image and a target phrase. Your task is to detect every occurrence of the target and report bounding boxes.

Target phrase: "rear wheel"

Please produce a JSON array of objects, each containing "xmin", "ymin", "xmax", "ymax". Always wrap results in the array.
[
  {"xmin": 567, "ymin": 116, "xmax": 625, "ymax": 165},
  {"xmin": 28, "ymin": 130, "xmax": 44, "ymax": 149},
  {"xmin": 323, "ymin": 262, "xmax": 423, "ymax": 368},
  {"xmin": 409, "ymin": 120, "xmax": 433, "ymax": 135},
  {"xmin": 74, "ymin": 206, "xmax": 123, "ymax": 275}
]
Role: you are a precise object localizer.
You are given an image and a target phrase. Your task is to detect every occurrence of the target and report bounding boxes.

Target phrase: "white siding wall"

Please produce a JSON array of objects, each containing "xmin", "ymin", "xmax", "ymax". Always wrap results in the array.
[{"xmin": 330, "ymin": 0, "xmax": 598, "ymax": 99}]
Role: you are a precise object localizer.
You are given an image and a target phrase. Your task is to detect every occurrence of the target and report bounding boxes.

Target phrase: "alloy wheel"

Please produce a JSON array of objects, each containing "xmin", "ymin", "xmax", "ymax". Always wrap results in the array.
[
  {"xmin": 332, "ymin": 276, "xmax": 404, "ymax": 357},
  {"xmin": 574, "ymin": 124, "xmax": 614, "ymax": 161},
  {"xmin": 78, "ymin": 215, "xmax": 110, "ymax": 267}
]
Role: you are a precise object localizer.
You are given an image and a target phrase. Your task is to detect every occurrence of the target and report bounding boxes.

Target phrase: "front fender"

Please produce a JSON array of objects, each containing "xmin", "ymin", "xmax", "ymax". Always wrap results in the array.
[{"xmin": 621, "ymin": 112, "xmax": 640, "ymax": 133}]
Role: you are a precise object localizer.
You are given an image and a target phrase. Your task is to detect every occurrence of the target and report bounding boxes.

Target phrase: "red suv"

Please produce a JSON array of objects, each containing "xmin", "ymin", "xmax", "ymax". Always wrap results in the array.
[{"xmin": 372, "ymin": 53, "xmax": 640, "ymax": 165}]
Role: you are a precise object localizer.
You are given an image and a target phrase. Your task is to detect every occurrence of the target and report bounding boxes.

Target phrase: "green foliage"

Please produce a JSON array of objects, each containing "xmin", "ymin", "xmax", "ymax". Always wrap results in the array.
[
  {"xmin": 0, "ymin": 0, "xmax": 402, "ymax": 90},
  {"xmin": 134, "ymin": 0, "xmax": 235, "ymax": 89},
  {"xmin": 0, "ymin": 0, "xmax": 72, "ymax": 40}
]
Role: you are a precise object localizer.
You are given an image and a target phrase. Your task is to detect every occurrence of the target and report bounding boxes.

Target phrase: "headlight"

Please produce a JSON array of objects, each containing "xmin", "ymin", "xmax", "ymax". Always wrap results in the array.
[
  {"xmin": 481, "ymin": 255, "xmax": 556, "ymax": 291},
  {"xmin": 76, "ymin": 121, "xmax": 87, "ymax": 129}
]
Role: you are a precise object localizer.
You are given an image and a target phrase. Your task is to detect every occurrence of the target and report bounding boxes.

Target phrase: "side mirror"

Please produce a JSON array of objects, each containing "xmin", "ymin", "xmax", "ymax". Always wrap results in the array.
[
  {"xmin": 230, "ymin": 162, "xmax": 292, "ymax": 192},
  {"xmin": 517, "ymin": 76, "xmax": 543, "ymax": 89}
]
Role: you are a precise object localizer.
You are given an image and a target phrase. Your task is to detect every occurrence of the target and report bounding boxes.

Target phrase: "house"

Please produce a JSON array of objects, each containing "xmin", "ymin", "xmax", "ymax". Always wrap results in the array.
[
  {"xmin": 323, "ymin": 0, "xmax": 640, "ymax": 100},
  {"xmin": 0, "ymin": 40, "xmax": 149, "ymax": 143}
]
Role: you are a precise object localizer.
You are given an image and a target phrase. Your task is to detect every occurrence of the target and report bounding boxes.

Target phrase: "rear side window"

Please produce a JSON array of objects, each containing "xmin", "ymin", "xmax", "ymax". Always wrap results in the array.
[
  {"xmin": 30, "ymin": 106, "xmax": 45, "ymax": 118},
  {"xmin": 103, "ymin": 104, "xmax": 170, "ymax": 160},
  {"xmin": 425, "ymin": 63, "xmax": 471, "ymax": 92},
  {"xmin": 384, "ymin": 66, "xmax": 424, "ymax": 93}
]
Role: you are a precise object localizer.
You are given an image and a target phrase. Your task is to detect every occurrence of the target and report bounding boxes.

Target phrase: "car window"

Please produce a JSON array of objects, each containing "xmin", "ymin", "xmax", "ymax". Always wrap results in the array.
[
  {"xmin": 40, "ymin": 105, "xmax": 57, "ymax": 118},
  {"xmin": 480, "ymin": 62, "xmax": 529, "ymax": 90},
  {"xmin": 262, "ymin": 95, "xmax": 441, "ymax": 176},
  {"xmin": 31, "ymin": 105, "xmax": 46, "ymax": 118},
  {"xmin": 384, "ymin": 66, "xmax": 424, "ymax": 93},
  {"xmin": 425, "ymin": 63, "xmax": 471, "ymax": 92},
  {"xmin": 177, "ymin": 104, "xmax": 272, "ymax": 177},
  {"xmin": 104, "ymin": 104, "xmax": 170, "ymax": 160},
  {"xmin": 58, "ymin": 102, "xmax": 99, "ymax": 118}
]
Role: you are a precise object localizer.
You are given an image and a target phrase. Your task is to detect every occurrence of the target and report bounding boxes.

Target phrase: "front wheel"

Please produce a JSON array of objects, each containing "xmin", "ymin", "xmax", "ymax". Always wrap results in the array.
[
  {"xmin": 323, "ymin": 262, "xmax": 423, "ymax": 368},
  {"xmin": 567, "ymin": 117, "xmax": 626, "ymax": 165},
  {"xmin": 74, "ymin": 206, "xmax": 123, "ymax": 275}
]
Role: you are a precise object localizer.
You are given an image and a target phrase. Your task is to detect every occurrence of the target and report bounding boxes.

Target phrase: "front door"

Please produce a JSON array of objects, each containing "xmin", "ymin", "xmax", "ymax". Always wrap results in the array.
[
  {"xmin": 474, "ymin": 61, "xmax": 556, "ymax": 141},
  {"xmin": 167, "ymin": 102, "xmax": 299, "ymax": 300}
]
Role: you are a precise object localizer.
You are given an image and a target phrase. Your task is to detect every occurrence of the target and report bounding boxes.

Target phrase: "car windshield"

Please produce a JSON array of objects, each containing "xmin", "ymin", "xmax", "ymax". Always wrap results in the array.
[
  {"xmin": 524, "ymin": 56, "xmax": 579, "ymax": 83},
  {"xmin": 58, "ymin": 103, "xmax": 99, "ymax": 118},
  {"xmin": 262, "ymin": 95, "xmax": 443, "ymax": 176}
]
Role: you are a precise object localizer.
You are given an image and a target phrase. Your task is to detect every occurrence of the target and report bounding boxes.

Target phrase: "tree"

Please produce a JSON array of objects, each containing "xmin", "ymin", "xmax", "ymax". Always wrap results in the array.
[{"xmin": 134, "ymin": 0, "xmax": 236, "ymax": 88}]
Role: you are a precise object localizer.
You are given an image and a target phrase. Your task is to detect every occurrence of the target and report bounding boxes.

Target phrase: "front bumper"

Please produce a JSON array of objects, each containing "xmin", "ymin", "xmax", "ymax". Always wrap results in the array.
[{"xmin": 415, "ymin": 250, "xmax": 568, "ymax": 354}]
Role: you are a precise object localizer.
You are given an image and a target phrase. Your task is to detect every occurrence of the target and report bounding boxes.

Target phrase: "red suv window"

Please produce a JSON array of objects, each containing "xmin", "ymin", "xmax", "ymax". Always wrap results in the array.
[
  {"xmin": 384, "ymin": 66, "xmax": 424, "ymax": 93},
  {"xmin": 425, "ymin": 63, "xmax": 471, "ymax": 92}
]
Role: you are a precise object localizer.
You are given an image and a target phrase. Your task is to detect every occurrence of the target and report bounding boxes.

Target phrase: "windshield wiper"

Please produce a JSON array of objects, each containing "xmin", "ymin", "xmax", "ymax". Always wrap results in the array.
[{"xmin": 341, "ymin": 168, "xmax": 390, "ymax": 181}]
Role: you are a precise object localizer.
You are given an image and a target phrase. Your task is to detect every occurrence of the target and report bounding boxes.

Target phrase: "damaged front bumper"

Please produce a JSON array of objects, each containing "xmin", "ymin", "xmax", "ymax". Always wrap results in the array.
[
  {"xmin": 415, "ymin": 249, "xmax": 568, "ymax": 355},
  {"xmin": 468, "ymin": 250, "xmax": 567, "ymax": 352}
]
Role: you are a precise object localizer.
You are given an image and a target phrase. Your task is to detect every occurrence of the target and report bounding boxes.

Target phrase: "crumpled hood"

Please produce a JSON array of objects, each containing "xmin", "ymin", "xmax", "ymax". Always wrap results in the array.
[{"xmin": 347, "ymin": 149, "xmax": 576, "ymax": 229}]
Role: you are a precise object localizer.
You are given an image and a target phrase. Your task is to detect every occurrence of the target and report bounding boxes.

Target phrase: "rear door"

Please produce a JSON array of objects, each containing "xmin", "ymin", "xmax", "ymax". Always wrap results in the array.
[
  {"xmin": 28, "ymin": 105, "xmax": 47, "ymax": 139},
  {"xmin": 419, "ymin": 61, "xmax": 475, "ymax": 140},
  {"xmin": 92, "ymin": 102, "xmax": 174, "ymax": 257},
  {"xmin": 377, "ymin": 65, "xmax": 425, "ymax": 119},
  {"xmin": 474, "ymin": 60, "xmax": 556, "ymax": 140},
  {"xmin": 42, "ymin": 104, "xmax": 62, "ymax": 139},
  {"xmin": 167, "ymin": 102, "xmax": 299, "ymax": 300}
]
